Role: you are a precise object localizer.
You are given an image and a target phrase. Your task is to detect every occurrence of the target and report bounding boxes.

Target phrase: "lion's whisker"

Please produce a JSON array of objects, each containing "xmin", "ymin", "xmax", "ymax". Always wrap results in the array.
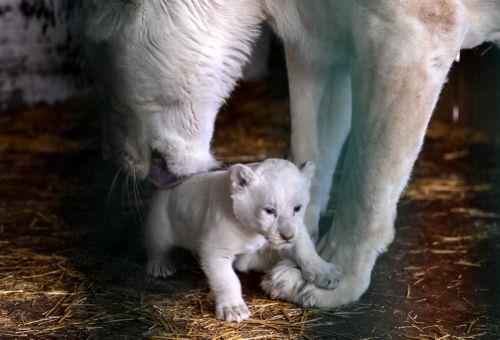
[
  {"xmin": 132, "ymin": 171, "xmax": 144, "ymax": 224},
  {"xmin": 107, "ymin": 167, "xmax": 123, "ymax": 206}
]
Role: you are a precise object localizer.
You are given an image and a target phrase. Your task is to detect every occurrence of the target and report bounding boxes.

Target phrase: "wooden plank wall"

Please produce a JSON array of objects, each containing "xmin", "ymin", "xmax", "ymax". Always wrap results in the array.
[
  {"xmin": 0, "ymin": 0, "xmax": 85, "ymax": 109},
  {"xmin": 434, "ymin": 44, "xmax": 500, "ymax": 136}
]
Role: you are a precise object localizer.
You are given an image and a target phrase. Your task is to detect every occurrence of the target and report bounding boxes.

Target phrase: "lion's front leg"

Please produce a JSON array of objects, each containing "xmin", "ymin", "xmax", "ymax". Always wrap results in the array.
[
  {"xmin": 286, "ymin": 47, "xmax": 351, "ymax": 241},
  {"xmin": 264, "ymin": 15, "xmax": 465, "ymax": 307}
]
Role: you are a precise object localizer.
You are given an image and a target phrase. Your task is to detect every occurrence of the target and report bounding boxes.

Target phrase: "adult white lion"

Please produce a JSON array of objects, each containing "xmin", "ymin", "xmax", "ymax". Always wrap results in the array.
[{"xmin": 83, "ymin": 0, "xmax": 500, "ymax": 308}]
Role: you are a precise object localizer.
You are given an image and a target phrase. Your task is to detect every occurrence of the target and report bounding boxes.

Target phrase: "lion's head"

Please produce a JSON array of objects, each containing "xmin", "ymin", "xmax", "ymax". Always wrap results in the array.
[{"xmin": 84, "ymin": 0, "xmax": 264, "ymax": 182}]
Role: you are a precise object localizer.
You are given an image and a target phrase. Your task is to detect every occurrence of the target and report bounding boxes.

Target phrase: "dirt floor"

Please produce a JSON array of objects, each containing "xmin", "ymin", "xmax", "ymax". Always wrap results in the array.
[{"xmin": 0, "ymin": 81, "xmax": 499, "ymax": 339}]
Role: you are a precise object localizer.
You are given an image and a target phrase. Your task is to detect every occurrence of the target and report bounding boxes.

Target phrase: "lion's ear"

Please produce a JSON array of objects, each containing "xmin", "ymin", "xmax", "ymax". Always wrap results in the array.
[
  {"xmin": 230, "ymin": 164, "xmax": 258, "ymax": 191},
  {"xmin": 300, "ymin": 161, "xmax": 316, "ymax": 181}
]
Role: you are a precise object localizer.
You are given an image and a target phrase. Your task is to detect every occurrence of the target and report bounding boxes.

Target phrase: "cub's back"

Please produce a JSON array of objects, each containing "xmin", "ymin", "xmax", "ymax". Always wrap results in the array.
[{"xmin": 163, "ymin": 170, "xmax": 228, "ymax": 238}]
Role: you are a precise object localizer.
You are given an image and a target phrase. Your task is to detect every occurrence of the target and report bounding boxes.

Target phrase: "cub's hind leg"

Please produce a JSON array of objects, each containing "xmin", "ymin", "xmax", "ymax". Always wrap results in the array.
[
  {"xmin": 146, "ymin": 247, "xmax": 176, "ymax": 278},
  {"xmin": 144, "ymin": 193, "xmax": 176, "ymax": 278}
]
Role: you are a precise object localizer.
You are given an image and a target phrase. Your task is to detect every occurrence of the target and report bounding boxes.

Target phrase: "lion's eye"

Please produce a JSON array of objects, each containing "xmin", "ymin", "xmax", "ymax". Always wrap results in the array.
[
  {"xmin": 264, "ymin": 208, "xmax": 276, "ymax": 216},
  {"xmin": 293, "ymin": 205, "xmax": 302, "ymax": 213}
]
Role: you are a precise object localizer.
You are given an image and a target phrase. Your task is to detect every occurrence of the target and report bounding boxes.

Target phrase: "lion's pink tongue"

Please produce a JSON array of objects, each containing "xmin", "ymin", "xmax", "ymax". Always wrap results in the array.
[{"xmin": 148, "ymin": 164, "xmax": 185, "ymax": 189}]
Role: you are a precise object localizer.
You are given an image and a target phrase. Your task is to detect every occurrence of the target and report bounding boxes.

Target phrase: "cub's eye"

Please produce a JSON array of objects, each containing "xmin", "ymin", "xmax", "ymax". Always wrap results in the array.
[
  {"xmin": 293, "ymin": 205, "xmax": 302, "ymax": 213},
  {"xmin": 264, "ymin": 208, "xmax": 276, "ymax": 216}
]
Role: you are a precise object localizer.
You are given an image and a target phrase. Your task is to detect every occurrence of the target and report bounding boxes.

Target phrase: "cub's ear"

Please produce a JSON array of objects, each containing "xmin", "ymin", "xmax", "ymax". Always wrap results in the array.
[
  {"xmin": 300, "ymin": 161, "xmax": 316, "ymax": 180},
  {"xmin": 230, "ymin": 164, "xmax": 258, "ymax": 191}
]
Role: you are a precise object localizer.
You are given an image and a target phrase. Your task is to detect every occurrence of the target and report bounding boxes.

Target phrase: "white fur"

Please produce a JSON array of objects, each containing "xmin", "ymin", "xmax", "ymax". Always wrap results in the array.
[
  {"xmin": 87, "ymin": 0, "xmax": 500, "ymax": 309},
  {"xmin": 84, "ymin": 0, "xmax": 264, "ymax": 177},
  {"xmin": 259, "ymin": 0, "xmax": 500, "ymax": 309},
  {"xmin": 144, "ymin": 159, "xmax": 341, "ymax": 322}
]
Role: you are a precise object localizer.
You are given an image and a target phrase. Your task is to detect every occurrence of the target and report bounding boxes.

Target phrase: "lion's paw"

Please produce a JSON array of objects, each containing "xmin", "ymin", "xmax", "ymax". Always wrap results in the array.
[
  {"xmin": 261, "ymin": 259, "xmax": 304, "ymax": 304},
  {"xmin": 298, "ymin": 276, "xmax": 366, "ymax": 308},
  {"xmin": 302, "ymin": 260, "xmax": 342, "ymax": 290},
  {"xmin": 299, "ymin": 283, "xmax": 328, "ymax": 308},
  {"xmin": 262, "ymin": 259, "xmax": 368, "ymax": 309}
]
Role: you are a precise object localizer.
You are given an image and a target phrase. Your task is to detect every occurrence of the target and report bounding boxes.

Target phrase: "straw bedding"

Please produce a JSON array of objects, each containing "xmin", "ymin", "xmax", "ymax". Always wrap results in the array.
[{"xmin": 1, "ymin": 82, "xmax": 499, "ymax": 338}]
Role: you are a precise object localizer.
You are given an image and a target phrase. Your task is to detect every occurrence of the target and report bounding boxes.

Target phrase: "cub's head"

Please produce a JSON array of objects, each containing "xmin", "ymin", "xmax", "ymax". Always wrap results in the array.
[{"xmin": 229, "ymin": 159, "xmax": 315, "ymax": 248}]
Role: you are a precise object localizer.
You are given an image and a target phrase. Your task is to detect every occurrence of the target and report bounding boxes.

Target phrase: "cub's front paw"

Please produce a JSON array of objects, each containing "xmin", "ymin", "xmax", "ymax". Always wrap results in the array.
[
  {"xmin": 302, "ymin": 261, "xmax": 342, "ymax": 290},
  {"xmin": 215, "ymin": 301, "xmax": 251, "ymax": 322},
  {"xmin": 146, "ymin": 261, "xmax": 176, "ymax": 278}
]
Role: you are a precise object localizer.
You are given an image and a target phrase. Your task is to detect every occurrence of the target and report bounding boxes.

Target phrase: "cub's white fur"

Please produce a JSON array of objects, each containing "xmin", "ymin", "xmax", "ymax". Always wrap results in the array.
[
  {"xmin": 85, "ymin": 0, "xmax": 500, "ymax": 309},
  {"xmin": 144, "ymin": 159, "xmax": 341, "ymax": 322}
]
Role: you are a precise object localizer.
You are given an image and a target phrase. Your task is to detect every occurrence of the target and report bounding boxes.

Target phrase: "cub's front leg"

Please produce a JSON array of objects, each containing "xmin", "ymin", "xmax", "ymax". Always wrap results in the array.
[
  {"xmin": 200, "ymin": 254, "xmax": 251, "ymax": 322},
  {"xmin": 285, "ymin": 226, "xmax": 342, "ymax": 290}
]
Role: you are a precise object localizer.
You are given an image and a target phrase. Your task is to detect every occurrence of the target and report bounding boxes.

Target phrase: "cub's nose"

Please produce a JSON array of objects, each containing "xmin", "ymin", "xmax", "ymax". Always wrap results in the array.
[{"xmin": 279, "ymin": 230, "xmax": 295, "ymax": 242}]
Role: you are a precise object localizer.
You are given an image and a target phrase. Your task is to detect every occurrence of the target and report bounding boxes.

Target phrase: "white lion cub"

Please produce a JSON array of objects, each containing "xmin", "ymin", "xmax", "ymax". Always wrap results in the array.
[{"xmin": 144, "ymin": 159, "xmax": 341, "ymax": 322}]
